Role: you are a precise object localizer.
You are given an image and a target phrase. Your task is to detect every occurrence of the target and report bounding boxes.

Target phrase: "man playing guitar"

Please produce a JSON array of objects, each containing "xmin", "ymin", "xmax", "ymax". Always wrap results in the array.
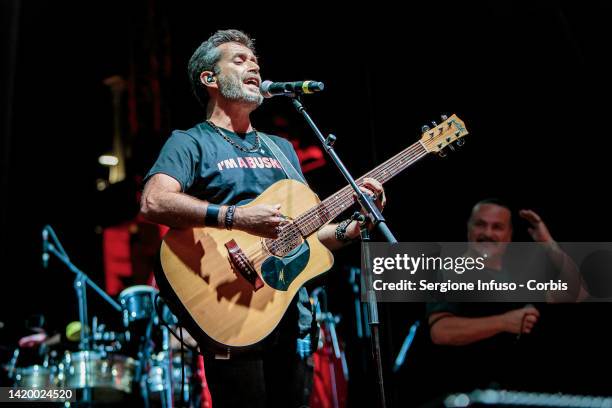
[{"xmin": 140, "ymin": 29, "xmax": 385, "ymax": 408}]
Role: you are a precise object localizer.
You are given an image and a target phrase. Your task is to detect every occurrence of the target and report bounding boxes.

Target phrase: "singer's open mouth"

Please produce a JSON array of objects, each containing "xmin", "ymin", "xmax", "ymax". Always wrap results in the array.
[{"xmin": 243, "ymin": 77, "xmax": 260, "ymax": 87}]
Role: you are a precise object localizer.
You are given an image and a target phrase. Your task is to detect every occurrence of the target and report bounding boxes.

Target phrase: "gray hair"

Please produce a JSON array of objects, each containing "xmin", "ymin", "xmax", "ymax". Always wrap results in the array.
[{"xmin": 187, "ymin": 29, "xmax": 256, "ymax": 106}]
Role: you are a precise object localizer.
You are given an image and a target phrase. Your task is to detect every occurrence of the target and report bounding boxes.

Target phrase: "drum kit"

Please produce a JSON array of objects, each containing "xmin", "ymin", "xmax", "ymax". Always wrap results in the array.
[
  {"xmin": 5, "ymin": 283, "xmax": 199, "ymax": 407},
  {"xmin": 3, "ymin": 225, "xmax": 204, "ymax": 405}
]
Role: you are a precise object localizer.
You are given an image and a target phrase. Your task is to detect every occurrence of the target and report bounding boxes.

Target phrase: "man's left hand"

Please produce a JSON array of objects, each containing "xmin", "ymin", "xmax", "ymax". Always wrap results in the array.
[
  {"xmin": 343, "ymin": 178, "xmax": 386, "ymax": 241},
  {"xmin": 357, "ymin": 177, "xmax": 386, "ymax": 212},
  {"xmin": 519, "ymin": 209, "xmax": 553, "ymax": 243}
]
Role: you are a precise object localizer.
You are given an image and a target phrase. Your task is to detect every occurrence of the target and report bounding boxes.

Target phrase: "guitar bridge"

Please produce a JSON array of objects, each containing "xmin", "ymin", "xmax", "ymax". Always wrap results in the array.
[{"xmin": 225, "ymin": 239, "xmax": 264, "ymax": 291}]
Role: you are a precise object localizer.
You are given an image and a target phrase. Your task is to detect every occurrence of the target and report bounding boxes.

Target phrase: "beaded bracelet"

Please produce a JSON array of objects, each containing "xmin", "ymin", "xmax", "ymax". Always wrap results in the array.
[
  {"xmin": 335, "ymin": 219, "xmax": 353, "ymax": 242},
  {"xmin": 224, "ymin": 205, "xmax": 237, "ymax": 230}
]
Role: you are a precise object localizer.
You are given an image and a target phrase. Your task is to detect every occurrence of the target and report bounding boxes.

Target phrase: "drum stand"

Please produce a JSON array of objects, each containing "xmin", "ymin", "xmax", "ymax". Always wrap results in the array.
[
  {"xmin": 73, "ymin": 274, "xmax": 92, "ymax": 403},
  {"xmin": 155, "ymin": 296, "xmax": 179, "ymax": 408},
  {"xmin": 135, "ymin": 298, "xmax": 174, "ymax": 408},
  {"xmin": 42, "ymin": 225, "xmax": 122, "ymax": 405},
  {"xmin": 160, "ymin": 325, "xmax": 174, "ymax": 408},
  {"xmin": 134, "ymin": 314, "xmax": 155, "ymax": 408}
]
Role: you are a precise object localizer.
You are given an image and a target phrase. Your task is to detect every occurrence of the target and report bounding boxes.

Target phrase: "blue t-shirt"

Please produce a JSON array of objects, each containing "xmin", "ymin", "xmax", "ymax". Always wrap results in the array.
[{"xmin": 146, "ymin": 121, "xmax": 313, "ymax": 340}]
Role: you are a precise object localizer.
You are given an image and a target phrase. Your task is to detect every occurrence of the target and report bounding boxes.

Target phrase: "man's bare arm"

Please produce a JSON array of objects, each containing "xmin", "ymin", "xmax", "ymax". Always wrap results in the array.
[
  {"xmin": 318, "ymin": 177, "xmax": 386, "ymax": 251},
  {"xmin": 140, "ymin": 173, "xmax": 209, "ymax": 229},
  {"xmin": 140, "ymin": 173, "xmax": 284, "ymax": 237},
  {"xmin": 429, "ymin": 307, "xmax": 539, "ymax": 346},
  {"xmin": 317, "ymin": 221, "xmax": 361, "ymax": 251},
  {"xmin": 543, "ymin": 242, "xmax": 581, "ymax": 302}
]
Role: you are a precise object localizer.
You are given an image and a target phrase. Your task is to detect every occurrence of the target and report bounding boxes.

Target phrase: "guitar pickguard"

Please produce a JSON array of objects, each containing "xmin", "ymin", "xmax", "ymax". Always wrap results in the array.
[{"xmin": 260, "ymin": 242, "xmax": 311, "ymax": 291}]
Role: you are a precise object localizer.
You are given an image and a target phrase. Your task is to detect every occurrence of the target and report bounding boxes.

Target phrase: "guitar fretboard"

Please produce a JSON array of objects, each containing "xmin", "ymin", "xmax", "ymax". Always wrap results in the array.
[{"xmin": 294, "ymin": 141, "xmax": 428, "ymax": 237}]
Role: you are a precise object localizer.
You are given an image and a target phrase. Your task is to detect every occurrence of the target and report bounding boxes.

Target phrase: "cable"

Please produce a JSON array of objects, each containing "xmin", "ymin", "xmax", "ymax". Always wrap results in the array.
[{"xmin": 154, "ymin": 294, "xmax": 199, "ymax": 353}]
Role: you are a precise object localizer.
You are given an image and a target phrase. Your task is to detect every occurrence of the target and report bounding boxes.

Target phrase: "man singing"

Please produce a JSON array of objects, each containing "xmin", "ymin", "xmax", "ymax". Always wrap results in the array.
[{"xmin": 140, "ymin": 29, "xmax": 386, "ymax": 407}]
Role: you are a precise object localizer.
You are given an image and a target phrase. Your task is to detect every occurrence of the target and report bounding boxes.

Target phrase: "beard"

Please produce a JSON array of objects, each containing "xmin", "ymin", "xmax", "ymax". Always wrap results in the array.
[{"xmin": 217, "ymin": 72, "xmax": 264, "ymax": 106}]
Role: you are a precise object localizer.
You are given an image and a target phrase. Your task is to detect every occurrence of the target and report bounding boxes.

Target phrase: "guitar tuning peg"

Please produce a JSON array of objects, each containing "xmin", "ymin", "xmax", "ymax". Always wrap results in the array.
[
  {"xmin": 456, "ymin": 138, "xmax": 465, "ymax": 147},
  {"xmin": 440, "ymin": 114, "xmax": 448, "ymax": 121},
  {"xmin": 421, "ymin": 125, "xmax": 430, "ymax": 132},
  {"xmin": 438, "ymin": 150, "xmax": 447, "ymax": 158},
  {"xmin": 448, "ymin": 144, "xmax": 456, "ymax": 152},
  {"xmin": 431, "ymin": 121, "xmax": 438, "ymax": 128}
]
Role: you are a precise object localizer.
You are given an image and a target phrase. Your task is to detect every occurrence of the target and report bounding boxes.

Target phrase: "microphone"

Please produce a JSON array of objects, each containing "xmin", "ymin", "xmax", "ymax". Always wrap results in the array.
[
  {"xmin": 42, "ymin": 229, "xmax": 49, "ymax": 268},
  {"xmin": 260, "ymin": 80, "xmax": 324, "ymax": 98}
]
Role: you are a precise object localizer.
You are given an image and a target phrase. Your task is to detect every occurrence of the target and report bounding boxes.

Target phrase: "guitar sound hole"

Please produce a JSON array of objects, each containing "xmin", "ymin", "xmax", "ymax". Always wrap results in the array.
[{"xmin": 264, "ymin": 224, "xmax": 303, "ymax": 257}]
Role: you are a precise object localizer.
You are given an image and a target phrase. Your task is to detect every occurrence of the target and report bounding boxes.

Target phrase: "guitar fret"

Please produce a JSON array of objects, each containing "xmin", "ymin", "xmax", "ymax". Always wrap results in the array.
[{"xmin": 294, "ymin": 141, "xmax": 428, "ymax": 237}]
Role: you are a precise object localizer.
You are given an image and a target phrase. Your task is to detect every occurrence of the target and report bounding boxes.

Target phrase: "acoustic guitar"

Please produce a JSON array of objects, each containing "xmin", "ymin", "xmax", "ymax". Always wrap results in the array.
[{"xmin": 155, "ymin": 114, "xmax": 468, "ymax": 351}]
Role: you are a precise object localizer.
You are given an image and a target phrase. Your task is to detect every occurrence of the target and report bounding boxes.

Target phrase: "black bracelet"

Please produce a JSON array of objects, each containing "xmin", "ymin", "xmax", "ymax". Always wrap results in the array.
[
  {"xmin": 205, "ymin": 204, "xmax": 221, "ymax": 226},
  {"xmin": 335, "ymin": 219, "xmax": 353, "ymax": 242},
  {"xmin": 225, "ymin": 205, "xmax": 236, "ymax": 230}
]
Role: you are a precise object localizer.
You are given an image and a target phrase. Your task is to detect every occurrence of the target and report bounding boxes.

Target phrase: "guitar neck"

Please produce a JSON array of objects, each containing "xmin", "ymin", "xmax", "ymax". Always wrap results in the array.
[{"xmin": 294, "ymin": 140, "xmax": 429, "ymax": 236}]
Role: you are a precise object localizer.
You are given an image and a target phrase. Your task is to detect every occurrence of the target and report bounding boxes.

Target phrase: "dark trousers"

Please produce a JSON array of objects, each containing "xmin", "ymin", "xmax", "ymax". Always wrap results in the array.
[
  {"xmin": 205, "ymin": 346, "xmax": 313, "ymax": 408},
  {"xmin": 203, "ymin": 307, "xmax": 314, "ymax": 408}
]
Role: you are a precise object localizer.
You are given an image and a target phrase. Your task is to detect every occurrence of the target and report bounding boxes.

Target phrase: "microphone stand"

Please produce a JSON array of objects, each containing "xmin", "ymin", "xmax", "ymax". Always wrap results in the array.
[
  {"xmin": 42, "ymin": 225, "xmax": 122, "ymax": 405},
  {"xmin": 289, "ymin": 96, "xmax": 398, "ymax": 244},
  {"xmin": 288, "ymin": 96, "xmax": 393, "ymax": 407},
  {"xmin": 359, "ymin": 217, "xmax": 387, "ymax": 408}
]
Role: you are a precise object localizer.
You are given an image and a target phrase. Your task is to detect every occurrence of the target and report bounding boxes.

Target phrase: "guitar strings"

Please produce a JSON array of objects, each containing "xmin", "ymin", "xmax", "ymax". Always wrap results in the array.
[
  {"xmin": 241, "ymin": 135, "xmax": 450, "ymax": 268},
  {"xmin": 254, "ymin": 143, "xmax": 426, "ymax": 258},
  {"xmin": 240, "ymin": 142, "xmax": 429, "ymax": 265},
  {"xmin": 283, "ymin": 132, "xmax": 448, "ymax": 240},
  {"xmin": 293, "ymin": 142, "xmax": 430, "ymax": 237},
  {"xmin": 248, "ymin": 141, "xmax": 430, "ymax": 263},
  {"xmin": 244, "ymin": 142, "xmax": 429, "ymax": 263},
  {"xmin": 296, "ymin": 143, "xmax": 429, "ymax": 235}
]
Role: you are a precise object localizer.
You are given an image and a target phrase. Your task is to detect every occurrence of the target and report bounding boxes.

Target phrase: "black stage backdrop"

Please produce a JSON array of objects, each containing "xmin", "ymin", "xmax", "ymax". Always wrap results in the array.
[{"xmin": 2, "ymin": 1, "xmax": 612, "ymax": 406}]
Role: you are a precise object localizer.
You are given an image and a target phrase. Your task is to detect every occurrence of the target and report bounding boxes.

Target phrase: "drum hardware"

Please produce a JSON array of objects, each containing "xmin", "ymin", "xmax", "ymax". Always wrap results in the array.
[
  {"xmin": 91, "ymin": 317, "xmax": 126, "ymax": 354},
  {"xmin": 13, "ymin": 364, "xmax": 59, "ymax": 389},
  {"xmin": 312, "ymin": 287, "xmax": 349, "ymax": 381},
  {"xmin": 42, "ymin": 225, "xmax": 123, "ymax": 404},
  {"xmin": 5, "ymin": 344, "xmax": 60, "ymax": 390},
  {"xmin": 310, "ymin": 287, "xmax": 349, "ymax": 408},
  {"xmin": 57, "ymin": 350, "xmax": 137, "ymax": 400},
  {"xmin": 35, "ymin": 225, "xmax": 195, "ymax": 406},
  {"xmin": 147, "ymin": 351, "xmax": 194, "ymax": 398},
  {"xmin": 118, "ymin": 285, "xmax": 163, "ymax": 407},
  {"xmin": 6, "ymin": 348, "xmax": 19, "ymax": 380}
]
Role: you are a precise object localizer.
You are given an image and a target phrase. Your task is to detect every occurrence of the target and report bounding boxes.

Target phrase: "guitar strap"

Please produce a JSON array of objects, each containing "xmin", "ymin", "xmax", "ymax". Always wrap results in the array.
[
  {"xmin": 259, "ymin": 133, "xmax": 307, "ymax": 184},
  {"xmin": 259, "ymin": 133, "xmax": 315, "ymax": 356}
]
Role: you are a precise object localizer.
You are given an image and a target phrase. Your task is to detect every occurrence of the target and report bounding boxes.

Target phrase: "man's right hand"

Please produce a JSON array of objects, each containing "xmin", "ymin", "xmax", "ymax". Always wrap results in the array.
[
  {"xmin": 233, "ymin": 204, "xmax": 286, "ymax": 238},
  {"xmin": 501, "ymin": 306, "xmax": 540, "ymax": 334}
]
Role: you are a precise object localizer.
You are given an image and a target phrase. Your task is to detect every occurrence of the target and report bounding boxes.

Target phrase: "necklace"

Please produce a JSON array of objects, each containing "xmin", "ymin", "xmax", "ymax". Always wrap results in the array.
[{"xmin": 207, "ymin": 120, "xmax": 263, "ymax": 153}]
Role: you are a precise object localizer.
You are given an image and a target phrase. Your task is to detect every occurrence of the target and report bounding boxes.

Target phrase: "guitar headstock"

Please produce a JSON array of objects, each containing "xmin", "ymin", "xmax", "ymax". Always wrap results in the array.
[{"xmin": 419, "ymin": 114, "xmax": 468, "ymax": 155}]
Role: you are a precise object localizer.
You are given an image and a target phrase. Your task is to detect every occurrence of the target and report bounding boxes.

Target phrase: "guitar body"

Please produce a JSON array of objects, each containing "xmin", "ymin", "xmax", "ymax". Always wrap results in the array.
[{"xmin": 155, "ymin": 179, "xmax": 334, "ymax": 351}]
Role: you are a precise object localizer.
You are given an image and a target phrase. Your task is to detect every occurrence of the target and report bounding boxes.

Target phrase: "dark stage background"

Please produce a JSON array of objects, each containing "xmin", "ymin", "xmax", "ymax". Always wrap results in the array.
[{"xmin": 1, "ymin": 1, "xmax": 612, "ymax": 406}]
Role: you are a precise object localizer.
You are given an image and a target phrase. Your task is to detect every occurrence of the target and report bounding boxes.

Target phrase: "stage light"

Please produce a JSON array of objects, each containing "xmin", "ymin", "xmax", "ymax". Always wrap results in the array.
[{"xmin": 98, "ymin": 155, "xmax": 119, "ymax": 166}]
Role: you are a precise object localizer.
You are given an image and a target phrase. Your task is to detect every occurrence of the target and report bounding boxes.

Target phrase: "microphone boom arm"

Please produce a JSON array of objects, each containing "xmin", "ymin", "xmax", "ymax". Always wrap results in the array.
[{"xmin": 41, "ymin": 224, "xmax": 121, "ymax": 388}]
